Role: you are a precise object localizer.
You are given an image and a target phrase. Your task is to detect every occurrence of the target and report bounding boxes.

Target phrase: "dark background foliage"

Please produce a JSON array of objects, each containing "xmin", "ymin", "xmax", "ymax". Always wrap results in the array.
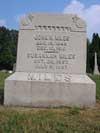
[
  {"xmin": 87, "ymin": 33, "xmax": 100, "ymax": 73},
  {"xmin": 0, "ymin": 27, "xmax": 18, "ymax": 70}
]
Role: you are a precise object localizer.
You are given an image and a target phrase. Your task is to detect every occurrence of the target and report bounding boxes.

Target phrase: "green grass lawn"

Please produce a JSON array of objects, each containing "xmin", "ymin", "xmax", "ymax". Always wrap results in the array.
[
  {"xmin": 0, "ymin": 72, "xmax": 10, "ymax": 90},
  {"xmin": 0, "ymin": 72, "xmax": 100, "ymax": 133},
  {"xmin": 0, "ymin": 102, "xmax": 100, "ymax": 133},
  {"xmin": 89, "ymin": 74, "xmax": 100, "ymax": 99}
]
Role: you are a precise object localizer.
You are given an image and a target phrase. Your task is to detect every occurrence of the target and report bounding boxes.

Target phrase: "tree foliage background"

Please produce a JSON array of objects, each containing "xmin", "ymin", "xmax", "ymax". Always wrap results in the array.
[
  {"xmin": 0, "ymin": 27, "xmax": 18, "ymax": 70},
  {"xmin": 87, "ymin": 33, "xmax": 100, "ymax": 73},
  {"xmin": 0, "ymin": 26, "xmax": 100, "ymax": 73}
]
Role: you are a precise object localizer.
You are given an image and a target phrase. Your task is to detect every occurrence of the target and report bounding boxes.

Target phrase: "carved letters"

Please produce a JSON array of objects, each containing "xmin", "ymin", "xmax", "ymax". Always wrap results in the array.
[
  {"xmin": 26, "ymin": 27, "xmax": 76, "ymax": 71},
  {"xmin": 27, "ymin": 73, "xmax": 71, "ymax": 82}
]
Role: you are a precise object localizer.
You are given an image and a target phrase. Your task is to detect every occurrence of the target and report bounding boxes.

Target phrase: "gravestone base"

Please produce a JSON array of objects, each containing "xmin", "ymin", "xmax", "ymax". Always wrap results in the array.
[{"xmin": 4, "ymin": 72, "xmax": 96, "ymax": 107}]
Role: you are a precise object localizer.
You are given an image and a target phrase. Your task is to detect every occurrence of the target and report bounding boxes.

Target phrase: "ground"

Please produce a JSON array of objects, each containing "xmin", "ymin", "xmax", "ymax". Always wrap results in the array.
[{"xmin": 0, "ymin": 72, "xmax": 100, "ymax": 133}]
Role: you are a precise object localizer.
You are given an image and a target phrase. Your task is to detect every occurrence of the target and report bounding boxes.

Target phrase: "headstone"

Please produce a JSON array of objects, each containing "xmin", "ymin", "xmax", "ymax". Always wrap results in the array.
[
  {"xmin": 94, "ymin": 52, "xmax": 99, "ymax": 75},
  {"xmin": 4, "ymin": 14, "xmax": 96, "ymax": 107}
]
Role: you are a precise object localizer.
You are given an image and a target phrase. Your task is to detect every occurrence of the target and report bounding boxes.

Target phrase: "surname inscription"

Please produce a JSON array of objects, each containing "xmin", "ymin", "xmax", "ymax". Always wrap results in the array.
[{"xmin": 27, "ymin": 73, "xmax": 71, "ymax": 82}]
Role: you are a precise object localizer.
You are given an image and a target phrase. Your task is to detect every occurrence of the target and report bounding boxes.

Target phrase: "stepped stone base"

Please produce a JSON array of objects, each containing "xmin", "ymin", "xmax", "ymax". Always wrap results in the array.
[{"xmin": 4, "ymin": 72, "xmax": 96, "ymax": 107}]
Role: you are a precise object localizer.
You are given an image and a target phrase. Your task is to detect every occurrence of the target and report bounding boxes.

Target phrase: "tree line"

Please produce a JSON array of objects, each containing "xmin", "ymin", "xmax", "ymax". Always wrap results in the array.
[
  {"xmin": 87, "ymin": 33, "xmax": 100, "ymax": 73},
  {"xmin": 0, "ymin": 27, "xmax": 18, "ymax": 70},
  {"xmin": 0, "ymin": 26, "xmax": 100, "ymax": 73}
]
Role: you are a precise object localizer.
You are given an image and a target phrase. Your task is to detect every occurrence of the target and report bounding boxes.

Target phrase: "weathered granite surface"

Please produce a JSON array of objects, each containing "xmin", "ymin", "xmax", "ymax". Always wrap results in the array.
[{"xmin": 4, "ymin": 14, "xmax": 96, "ymax": 107}]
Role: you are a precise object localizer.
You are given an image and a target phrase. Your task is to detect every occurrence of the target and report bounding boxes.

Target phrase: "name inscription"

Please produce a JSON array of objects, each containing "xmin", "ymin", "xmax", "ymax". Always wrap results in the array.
[
  {"xmin": 26, "ymin": 27, "xmax": 76, "ymax": 72},
  {"xmin": 27, "ymin": 73, "xmax": 71, "ymax": 82}
]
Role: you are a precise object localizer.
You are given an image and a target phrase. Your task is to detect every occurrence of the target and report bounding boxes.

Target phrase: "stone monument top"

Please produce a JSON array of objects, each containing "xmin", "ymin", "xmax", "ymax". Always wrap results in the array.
[{"xmin": 16, "ymin": 13, "xmax": 86, "ymax": 75}]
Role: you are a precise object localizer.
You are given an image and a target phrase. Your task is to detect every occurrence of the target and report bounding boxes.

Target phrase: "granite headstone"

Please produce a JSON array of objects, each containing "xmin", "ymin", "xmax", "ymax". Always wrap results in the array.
[{"xmin": 4, "ymin": 14, "xmax": 96, "ymax": 107}]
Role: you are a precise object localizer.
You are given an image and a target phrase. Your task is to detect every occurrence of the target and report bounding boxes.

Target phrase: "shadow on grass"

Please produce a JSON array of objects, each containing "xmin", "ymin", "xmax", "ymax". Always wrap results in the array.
[{"xmin": 0, "ymin": 89, "xmax": 4, "ymax": 105}]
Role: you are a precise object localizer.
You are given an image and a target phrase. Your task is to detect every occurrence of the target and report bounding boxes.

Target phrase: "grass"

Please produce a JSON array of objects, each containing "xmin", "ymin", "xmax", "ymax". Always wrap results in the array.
[
  {"xmin": 0, "ymin": 71, "xmax": 10, "ymax": 90},
  {"xmin": 0, "ymin": 102, "xmax": 100, "ymax": 133},
  {"xmin": 89, "ymin": 74, "xmax": 100, "ymax": 99},
  {"xmin": 0, "ymin": 72, "xmax": 10, "ymax": 104},
  {"xmin": 0, "ymin": 72, "xmax": 100, "ymax": 133}
]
